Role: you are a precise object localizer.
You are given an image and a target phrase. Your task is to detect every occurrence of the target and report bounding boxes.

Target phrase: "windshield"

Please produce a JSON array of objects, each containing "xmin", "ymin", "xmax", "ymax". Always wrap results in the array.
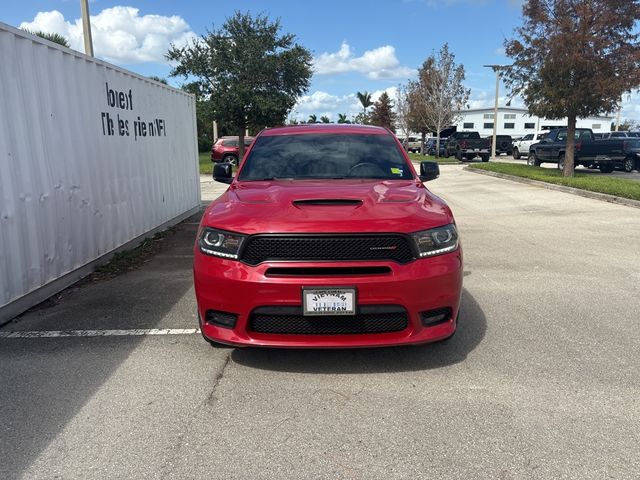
[{"xmin": 238, "ymin": 133, "xmax": 413, "ymax": 181}]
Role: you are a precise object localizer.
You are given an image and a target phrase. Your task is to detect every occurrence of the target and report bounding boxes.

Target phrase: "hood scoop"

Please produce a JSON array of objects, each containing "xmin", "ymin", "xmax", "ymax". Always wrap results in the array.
[{"xmin": 293, "ymin": 199, "xmax": 363, "ymax": 207}]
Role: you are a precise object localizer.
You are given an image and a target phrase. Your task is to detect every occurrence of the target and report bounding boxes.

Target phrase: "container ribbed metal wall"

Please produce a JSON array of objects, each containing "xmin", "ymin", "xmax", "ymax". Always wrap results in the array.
[{"xmin": 0, "ymin": 23, "xmax": 200, "ymax": 321}]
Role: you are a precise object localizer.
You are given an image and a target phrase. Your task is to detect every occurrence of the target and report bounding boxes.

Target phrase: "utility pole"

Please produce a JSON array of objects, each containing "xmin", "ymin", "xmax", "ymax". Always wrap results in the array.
[
  {"xmin": 80, "ymin": 0, "xmax": 94, "ymax": 57},
  {"xmin": 483, "ymin": 65, "xmax": 510, "ymax": 159}
]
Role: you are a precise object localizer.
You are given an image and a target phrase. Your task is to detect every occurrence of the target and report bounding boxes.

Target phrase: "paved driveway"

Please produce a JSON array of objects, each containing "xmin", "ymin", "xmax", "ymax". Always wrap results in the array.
[{"xmin": 1, "ymin": 168, "xmax": 639, "ymax": 479}]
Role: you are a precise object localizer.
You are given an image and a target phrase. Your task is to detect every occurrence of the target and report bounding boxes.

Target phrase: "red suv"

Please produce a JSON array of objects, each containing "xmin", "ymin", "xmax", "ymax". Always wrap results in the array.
[
  {"xmin": 194, "ymin": 124, "xmax": 463, "ymax": 348},
  {"xmin": 211, "ymin": 136, "xmax": 255, "ymax": 165}
]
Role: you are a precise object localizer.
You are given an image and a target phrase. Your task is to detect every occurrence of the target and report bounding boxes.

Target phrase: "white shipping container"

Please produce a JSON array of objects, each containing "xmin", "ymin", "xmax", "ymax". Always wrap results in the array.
[{"xmin": 0, "ymin": 23, "xmax": 201, "ymax": 322}]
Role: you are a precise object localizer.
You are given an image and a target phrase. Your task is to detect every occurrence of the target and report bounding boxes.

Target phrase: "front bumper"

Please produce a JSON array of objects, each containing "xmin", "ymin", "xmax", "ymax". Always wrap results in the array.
[{"xmin": 194, "ymin": 250, "xmax": 463, "ymax": 348}]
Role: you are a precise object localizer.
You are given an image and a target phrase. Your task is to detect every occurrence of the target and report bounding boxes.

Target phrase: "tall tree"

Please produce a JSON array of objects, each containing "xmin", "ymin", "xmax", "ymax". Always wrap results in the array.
[
  {"xmin": 167, "ymin": 12, "xmax": 313, "ymax": 160},
  {"xmin": 614, "ymin": 119, "xmax": 640, "ymax": 132},
  {"xmin": 181, "ymin": 82, "xmax": 217, "ymax": 152},
  {"xmin": 356, "ymin": 91, "xmax": 373, "ymax": 120},
  {"xmin": 369, "ymin": 92, "xmax": 397, "ymax": 132},
  {"xmin": 504, "ymin": 0, "xmax": 640, "ymax": 177},
  {"xmin": 308, "ymin": 114, "xmax": 318, "ymax": 124},
  {"xmin": 407, "ymin": 43, "xmax": 469, "ymax": 158},
  {"xmin": 395, "ymin": 85, "xmax": 411, "ymax": 147}
]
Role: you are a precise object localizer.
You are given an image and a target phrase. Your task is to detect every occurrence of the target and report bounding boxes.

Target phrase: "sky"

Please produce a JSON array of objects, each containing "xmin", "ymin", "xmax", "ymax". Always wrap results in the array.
[{"xmin": 4, "ymin": 0, "xmax": 639, "ymax": 123}]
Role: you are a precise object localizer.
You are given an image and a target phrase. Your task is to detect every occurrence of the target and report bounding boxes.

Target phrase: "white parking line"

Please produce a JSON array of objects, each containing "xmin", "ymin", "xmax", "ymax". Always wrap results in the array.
[{"xmin": 0, "ymin": 328, "xmax": 200, "ymax": 338}]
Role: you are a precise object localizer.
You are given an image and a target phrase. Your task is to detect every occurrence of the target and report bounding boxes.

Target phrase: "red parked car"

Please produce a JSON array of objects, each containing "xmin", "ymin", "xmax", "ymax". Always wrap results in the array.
[
  {"xmin": 194, "ymin": 124, "xmax": 463, "ymax": 348},
  {"xmin": 211, "ymin": 136, "xmax": 255, "ymax": 165}
]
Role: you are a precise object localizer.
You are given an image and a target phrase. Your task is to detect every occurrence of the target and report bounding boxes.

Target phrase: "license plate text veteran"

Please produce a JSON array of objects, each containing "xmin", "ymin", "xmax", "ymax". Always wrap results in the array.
[{"xmin": 303, "ymin": 288, "xmax": 356, "ymax": 316}]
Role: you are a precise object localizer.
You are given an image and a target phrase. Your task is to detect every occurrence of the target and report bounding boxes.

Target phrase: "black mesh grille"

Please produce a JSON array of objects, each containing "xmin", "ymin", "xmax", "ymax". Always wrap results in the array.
[
  {"xmin": 249, "ymin": 307, "xmax": 408, "ymax": 335},
  {"xmin": 240, "ymin": 235, "xmax": 414, "ymax": 265}
]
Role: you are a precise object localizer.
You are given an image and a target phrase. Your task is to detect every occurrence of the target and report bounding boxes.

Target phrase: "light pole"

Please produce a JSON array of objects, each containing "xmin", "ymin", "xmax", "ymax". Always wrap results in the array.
[
  {"xmin": 483, "ymin": 65, "xmax": 510, "ymax": 158},
  {"xmin": 80, "ymin": 0, "xmax": 94, "ymax": 56}
]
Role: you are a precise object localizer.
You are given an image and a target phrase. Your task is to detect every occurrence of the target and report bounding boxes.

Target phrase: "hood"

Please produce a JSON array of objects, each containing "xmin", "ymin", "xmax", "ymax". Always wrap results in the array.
[{"xmin": 203, "ymin": 179, "xmax": 453, "ymax": 235}]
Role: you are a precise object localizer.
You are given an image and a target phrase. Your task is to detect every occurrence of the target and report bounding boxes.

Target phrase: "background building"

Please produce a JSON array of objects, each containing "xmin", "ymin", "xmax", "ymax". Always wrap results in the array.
[{"xmin": 453, "ymin": 107, "xmax": 613, "ymax": 138}]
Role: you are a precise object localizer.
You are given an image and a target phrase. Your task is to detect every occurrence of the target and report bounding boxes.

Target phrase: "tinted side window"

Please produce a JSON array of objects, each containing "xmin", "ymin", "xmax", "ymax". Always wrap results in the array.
[{"xmin": 225, "ymin": 139, "xmax": 239, "ymax": 147}]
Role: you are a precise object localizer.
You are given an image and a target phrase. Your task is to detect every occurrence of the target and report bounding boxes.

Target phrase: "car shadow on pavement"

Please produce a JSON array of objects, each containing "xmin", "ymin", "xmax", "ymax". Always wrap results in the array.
[
  {"xmin": 231, "ymin": 288, "xmax": 486, "ymax": 374},
  {"xmin": 0, "ymin": 210, "xmax": 204, "ymax": 480}
]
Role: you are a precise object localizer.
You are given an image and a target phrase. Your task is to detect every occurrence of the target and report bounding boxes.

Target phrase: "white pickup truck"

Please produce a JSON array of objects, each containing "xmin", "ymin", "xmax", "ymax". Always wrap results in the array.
[{"xmin": 512, "ymin": 132, "xmax": 547, "ymax": 159}]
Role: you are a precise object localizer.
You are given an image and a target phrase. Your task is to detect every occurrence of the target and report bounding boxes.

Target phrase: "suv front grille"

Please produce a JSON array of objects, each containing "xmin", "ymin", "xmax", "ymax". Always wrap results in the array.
[
  {"xmin": 249, "ymin": 306, "xmax": 409, "ymax": 335},
  {"xmin": 239, "ymin": 235, "xmax": 415, "ymax": 265}
]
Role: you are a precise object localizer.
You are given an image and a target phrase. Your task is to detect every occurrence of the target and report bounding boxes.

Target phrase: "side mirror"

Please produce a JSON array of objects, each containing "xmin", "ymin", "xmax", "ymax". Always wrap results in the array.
[
  {"xmin": 213, "ymin": 163, "xmax": 233, "ymax": 184},
  {"xmin": 419, "ymin": 161, "xmax": 440, "ymax": 182}
]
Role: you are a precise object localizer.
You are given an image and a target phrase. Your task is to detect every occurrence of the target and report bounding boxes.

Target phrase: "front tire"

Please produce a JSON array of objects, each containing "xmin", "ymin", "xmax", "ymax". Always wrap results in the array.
[
  {"xmin": 599, "ymin": 163, "xmax": 615, "ymax": 173},
  {"xmin": 513, "ymin": 148, "xmax": 520, "ymax": 159},
  {"xmin": 222, "ymin": 154, "xmax": 238, "ymax": 166},
  {"xmin": 481, "ymin": 154, "xmax": 490, "ymax": 162},
  {"xmin": 623, "ymin": 156, "xmax": 636, "ymax": 173},
  {"xmin": 527, "ymin": 152, "xmax": 540, "ymax": 166}
]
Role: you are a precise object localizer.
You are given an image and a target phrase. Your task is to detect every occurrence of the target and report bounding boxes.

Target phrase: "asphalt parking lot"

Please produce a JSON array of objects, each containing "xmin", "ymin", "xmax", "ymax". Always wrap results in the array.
[{"xmin": 1, "ymin": 167, "xmax": 639, "ymax": 479}]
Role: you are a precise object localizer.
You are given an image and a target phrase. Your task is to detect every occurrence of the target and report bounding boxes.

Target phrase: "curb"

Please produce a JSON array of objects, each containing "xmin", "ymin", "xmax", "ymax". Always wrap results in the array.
[{"xmin": 464, "ymin": 167, "xmax": 640, "ymax": 210}]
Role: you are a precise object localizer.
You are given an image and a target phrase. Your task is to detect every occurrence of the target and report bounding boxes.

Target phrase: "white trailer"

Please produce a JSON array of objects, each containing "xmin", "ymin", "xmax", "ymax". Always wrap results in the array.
[{"xmin": 0, "ymin": 23, "xmax": 200, "ymax": 322}]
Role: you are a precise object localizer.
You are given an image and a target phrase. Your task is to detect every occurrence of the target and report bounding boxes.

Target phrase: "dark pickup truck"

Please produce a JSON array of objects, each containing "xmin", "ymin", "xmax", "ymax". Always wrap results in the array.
[
  {"xmin": 445, "ymin": 131, "xmax": 491, "ymax": 162},
  {"xmin": 527, "ymin": 128, "xmax": 640, "ymax": 173}
]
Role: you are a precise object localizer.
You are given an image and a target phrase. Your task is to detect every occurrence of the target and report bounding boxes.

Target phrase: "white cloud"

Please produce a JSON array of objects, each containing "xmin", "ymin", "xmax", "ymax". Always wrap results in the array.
[
  {"xmin": 620, "ymin": 91, "xmax": 640, "ymax": 122},
  {"xmin": 314, "ymin": 42, "xmax": 415, "ymax": 80},
  {"xmin": 467, "ymin": 88, "xmax": 525, "ymax": 110},
  {"xmin": 292, "ymin": 91, "xmax": 360, "ymax": 121},
  {"xmin": 20, "ymin": 7, "xmax": 196, "ymax": 64},
  {"xmin": 291, "ymin": 87, "xmax": 401, "ymax": 122}
]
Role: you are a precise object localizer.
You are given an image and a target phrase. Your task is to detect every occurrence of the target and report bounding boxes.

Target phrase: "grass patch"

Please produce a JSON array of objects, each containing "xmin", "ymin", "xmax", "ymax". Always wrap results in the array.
[
  {"xmin": 407, "ymin": 153, "xmax": 458, "ymax": 164},
  {"xmin": 94, "ymin": 230, "xmax": 173, "ymax": 278},
  {"xmin": 469, "ymin": 162, "xmax": 640, "ymax": 201},
  {"xmin": 199, "ymin": 152, "xmax": 213, "ymax": 175}
]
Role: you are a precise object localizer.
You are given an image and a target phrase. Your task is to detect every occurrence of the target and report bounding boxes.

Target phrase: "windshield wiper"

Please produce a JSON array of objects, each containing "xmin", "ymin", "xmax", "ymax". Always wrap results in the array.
[{"xmin": 244, "ymin": 177, "xmax": 294, "ymax": 182}]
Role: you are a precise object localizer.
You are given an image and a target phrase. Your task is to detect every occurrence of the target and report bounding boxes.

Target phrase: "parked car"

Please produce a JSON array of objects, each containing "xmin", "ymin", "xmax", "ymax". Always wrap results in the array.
[
  {"xmin": 445, "ymin": 131, "xmax": 491, "ymax": 161},
  {"xmin": 512, "ymin": 132, "xmax": 547, "ymax": 159},
  {"xmin": 486, "ymin": 135, "xmax": 513, "ymax": 156},
  {"xmin": 425, "ymin": 137, "xmax": 447, "ymax": 156},
  {"xmin": 196, "ymin": 124, "xmax": 463, "ymax": 348},
  {"xmin": 617, "ymin": 138, "xmax": 640, "ymax": 172},
  {"xmin": 528, "ymin": 128, "xmax": 638, "ymax": 173},
  {"xmin": 211, "ymin": 136, "xmax": 255, "ymax": 165},
  {"xmin": 404, "ymin": 136, "xmax": 423, "ymax": 153},
  {"xmin": 600, "ymin": 131, "xmax": 639, "ymax": 139}
]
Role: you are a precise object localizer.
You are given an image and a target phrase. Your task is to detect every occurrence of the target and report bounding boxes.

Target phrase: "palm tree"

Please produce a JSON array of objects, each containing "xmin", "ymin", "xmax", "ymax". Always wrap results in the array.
[
  {"xmin": 308, "ymin": 114, "xmax": 318, "ymax": 124},
  {"xmin": 337, "ymin": 113, "xmax": 350, "ymax": 124},
  {"xmin": 320, "ymin": 115, "xmax": 331, "ymax": 123},
  {"xmin": 22, "ymin": 29, "xmax": 70, "ymax": 48},
  {"xmin": 356, "ymin": 91, "xmax": 373, "ymax": 116}
]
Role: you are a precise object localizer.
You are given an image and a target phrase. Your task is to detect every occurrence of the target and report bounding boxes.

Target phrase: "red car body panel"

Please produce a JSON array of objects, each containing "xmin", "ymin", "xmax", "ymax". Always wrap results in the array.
[{"xmin": 195, "ymin": 124, "xmax": 463, "ymax": 348}]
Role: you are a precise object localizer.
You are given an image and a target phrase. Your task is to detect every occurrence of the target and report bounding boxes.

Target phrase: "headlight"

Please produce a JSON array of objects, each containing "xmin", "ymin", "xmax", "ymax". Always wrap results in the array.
[
  {"xmin": 198, "ymin": 228, "xmax": 246, "ymax": 259},
  {"xmin": 411, "ymin": 224, "xmax": 459, "ymax": 257}
]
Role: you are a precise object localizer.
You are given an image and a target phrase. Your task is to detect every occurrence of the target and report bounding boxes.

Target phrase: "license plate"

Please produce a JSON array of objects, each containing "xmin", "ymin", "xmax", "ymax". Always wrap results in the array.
[{"xmin": 303, "ymin": 288, "xmax": 356, "ymax": 316}]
